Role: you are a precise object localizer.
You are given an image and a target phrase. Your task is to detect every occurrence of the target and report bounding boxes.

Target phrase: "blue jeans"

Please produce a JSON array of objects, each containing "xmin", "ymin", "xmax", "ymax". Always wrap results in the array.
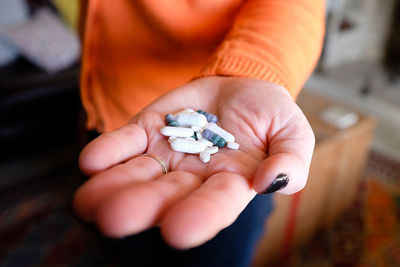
[{"xmin": 115, "ymin": 193, "xmax": 273, "ymax": 267}]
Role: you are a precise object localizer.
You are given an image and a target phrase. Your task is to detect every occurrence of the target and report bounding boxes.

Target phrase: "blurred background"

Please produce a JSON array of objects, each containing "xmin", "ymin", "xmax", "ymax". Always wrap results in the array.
[{"xmin": 0, "ymin": 0, "xmax": 399, "ymax": 266}]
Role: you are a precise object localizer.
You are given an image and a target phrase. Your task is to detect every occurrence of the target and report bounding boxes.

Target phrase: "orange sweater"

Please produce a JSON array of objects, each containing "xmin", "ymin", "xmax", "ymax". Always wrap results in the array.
[{"xmin": 80, "ymin": 0, "xmax": 325, "ymax": 133}]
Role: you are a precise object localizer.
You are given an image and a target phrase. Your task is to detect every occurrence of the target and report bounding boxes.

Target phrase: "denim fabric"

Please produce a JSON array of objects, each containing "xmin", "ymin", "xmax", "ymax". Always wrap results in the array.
[{"xmin": 115, "ymin": 193, "xmax": 274, "ymax": 267}]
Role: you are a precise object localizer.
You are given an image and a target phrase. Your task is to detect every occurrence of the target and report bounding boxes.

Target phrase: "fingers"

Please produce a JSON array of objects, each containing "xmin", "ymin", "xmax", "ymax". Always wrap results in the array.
[
  {"xmin": 79, "ymin": 124, "xmax": 148, "ymax": 176},
  {"xmin": 74, "ymin": 155, "xmax": 168, "ymax": 221},
  {"xmin": 95, "ymin": 171, "xmax": 202, "ymax": 238},
  {"xmin": 253, "ymin": 112, "xmax": 315, "ymax": 194},
  {"xmin": 161, "ymin": 172, "xmax": 256, "ymax": 249}
]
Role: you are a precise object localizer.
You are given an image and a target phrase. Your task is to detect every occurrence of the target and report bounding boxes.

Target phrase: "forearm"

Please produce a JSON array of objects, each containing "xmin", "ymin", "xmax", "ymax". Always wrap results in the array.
[{"xmin": 199, "ymin": 0, "xmax": 326, "ymax": 99}]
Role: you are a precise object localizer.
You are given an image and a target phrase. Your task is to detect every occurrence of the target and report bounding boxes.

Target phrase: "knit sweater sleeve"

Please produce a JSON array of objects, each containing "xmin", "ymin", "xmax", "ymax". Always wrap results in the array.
[{"xmin": 199, "ymin": 0, "xmax": 326, "ymax": 99}]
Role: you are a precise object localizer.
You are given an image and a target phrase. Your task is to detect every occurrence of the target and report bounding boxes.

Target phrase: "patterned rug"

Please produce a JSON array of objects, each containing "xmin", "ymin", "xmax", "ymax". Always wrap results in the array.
[
  {"xmin": 0, "ymin": 151, "xmax": 399, "ymax": 266},
  {"xmin": 285, "ymin": 151, "xmax": 400, "ymax": 267}
]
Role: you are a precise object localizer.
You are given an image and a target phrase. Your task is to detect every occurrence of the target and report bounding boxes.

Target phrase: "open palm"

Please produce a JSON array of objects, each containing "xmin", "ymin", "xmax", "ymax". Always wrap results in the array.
[{"xmin": 73, "ymin": 76, "xmax": 315, "ymax": 249}]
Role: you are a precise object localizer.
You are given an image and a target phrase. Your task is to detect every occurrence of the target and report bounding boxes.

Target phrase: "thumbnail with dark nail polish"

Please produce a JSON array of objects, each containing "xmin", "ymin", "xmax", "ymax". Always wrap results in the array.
[{"xmin": 263, "ymin": 173, "xmax": 289, "ymax": 194}]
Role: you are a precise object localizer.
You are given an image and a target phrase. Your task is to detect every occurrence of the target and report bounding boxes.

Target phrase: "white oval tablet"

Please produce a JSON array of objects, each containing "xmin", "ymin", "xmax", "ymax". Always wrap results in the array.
[
  {"xmin": 227, "ymin": 142, "xmax": 240, "ymax": 150},
  {"xmin": 175, "ymin": 113, "xmax": 208, "ymax": 128},
  {"xmin": 205, "ymin": 146, "xmax": 218, "ymax": 154},
  {"xmin": 191, "ymin": 126, "xmax": 202, "ymax": 132},
  {"xmin": 199, "ymin": 151, "xmax": 211, "ymax": 163},
  {"xmin": 198, "ymin": 138, "xmax": 214, "ymax": 147},
  {"xmin": 160, "ymin": 126, "xmax": 194, "ymax": 138},
  {"xmin": 170, "ymin": 138, "xmax": 207, "ymax": 154},
  {"xmin": 174, "ymin": 108, "xmax": 195, "ymax": 116},
  {"xmin": 168, "ymin": 136, "xmax": 178, "ymax": 143}
]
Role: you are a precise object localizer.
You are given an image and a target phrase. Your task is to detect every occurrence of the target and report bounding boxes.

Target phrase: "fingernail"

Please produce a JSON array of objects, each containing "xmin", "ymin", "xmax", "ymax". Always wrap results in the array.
[{"xmin": 263, "ymin": 173, "xmax": 289, "ymax": 194}]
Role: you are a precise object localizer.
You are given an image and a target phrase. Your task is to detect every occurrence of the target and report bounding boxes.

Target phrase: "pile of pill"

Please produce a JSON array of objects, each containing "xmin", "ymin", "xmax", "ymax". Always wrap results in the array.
[{"xmin": 160, "ymin": 108, "xmax": 240, "ymax": 163}]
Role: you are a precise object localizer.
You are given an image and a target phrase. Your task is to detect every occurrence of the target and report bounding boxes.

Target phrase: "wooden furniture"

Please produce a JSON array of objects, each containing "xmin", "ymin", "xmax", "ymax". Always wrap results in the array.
[{"xmin": 252, "ymin": 90, "xmax": 376, "ymax": 266}]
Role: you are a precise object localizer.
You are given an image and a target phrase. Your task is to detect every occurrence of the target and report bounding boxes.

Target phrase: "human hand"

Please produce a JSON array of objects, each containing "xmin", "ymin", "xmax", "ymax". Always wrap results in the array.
[{"xmin": 73, "ymin": 76, "xmax": 315, "ymax": 249}]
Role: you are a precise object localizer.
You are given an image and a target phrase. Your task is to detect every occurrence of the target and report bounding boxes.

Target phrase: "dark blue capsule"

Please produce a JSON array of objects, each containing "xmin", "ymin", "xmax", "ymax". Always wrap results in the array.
[
  {"xmin": 165, "ymin": 114, "xmax": 174, "ymax": 121},
  {"xmin": 165, "ymin": 114, "xmax": 178, "ymax": 126},
  {"xmin": 202, "ymin": 129, "xmax": 226, "ymax": 148},
  {"xmin": 197, "ymin": 110, "xmax": 218, "ymax": 123}
]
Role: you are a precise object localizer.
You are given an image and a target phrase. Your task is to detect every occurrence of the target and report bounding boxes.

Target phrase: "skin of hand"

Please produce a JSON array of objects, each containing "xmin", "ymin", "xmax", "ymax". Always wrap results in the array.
[{"xmin": 73, "ymin": 76, "xmax": 315, "ymax": 250}]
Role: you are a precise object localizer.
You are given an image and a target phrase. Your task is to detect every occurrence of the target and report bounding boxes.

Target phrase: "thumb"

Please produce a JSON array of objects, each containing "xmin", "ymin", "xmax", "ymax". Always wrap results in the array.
[{"xmin": 253, "ymin": 111, "xmax": 315, "ymax": 195}]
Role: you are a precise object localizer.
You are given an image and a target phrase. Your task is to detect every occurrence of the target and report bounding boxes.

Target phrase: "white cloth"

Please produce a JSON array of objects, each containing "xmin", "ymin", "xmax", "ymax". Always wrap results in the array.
[
  {"xmin": 0, "ymin": 8, "xmax": 80, "ymax": 73},
  {"xmin": 0, "ymin": 0, "xmax": 28, "ymax": 66}
]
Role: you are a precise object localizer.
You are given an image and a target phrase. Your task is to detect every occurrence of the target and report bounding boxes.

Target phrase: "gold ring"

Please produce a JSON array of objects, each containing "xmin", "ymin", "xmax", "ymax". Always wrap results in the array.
[{"xmin": 143, "ymin": 154, "xmax": 168, "ymax": 174}]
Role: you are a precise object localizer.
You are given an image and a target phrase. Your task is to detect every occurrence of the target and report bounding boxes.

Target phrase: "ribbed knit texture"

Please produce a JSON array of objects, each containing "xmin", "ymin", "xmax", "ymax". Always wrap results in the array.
[{"xmin": 199, "ymin": 0, "xmax": 326, "ymax": 98}]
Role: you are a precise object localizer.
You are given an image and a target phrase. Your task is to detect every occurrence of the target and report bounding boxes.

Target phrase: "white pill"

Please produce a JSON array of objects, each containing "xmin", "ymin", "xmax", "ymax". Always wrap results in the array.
[
  {"xmin": 170, "ymin": 138, "xmax": 207, "ymax": 154},
  {"xmin": 205, "ymin": 123, "xmax": 235, "ymax": 143},
  {"xmin": 160, "ymin": 126, "xmax": 194, "ymax": 137},
  {"xmin": 174, "ymin": 108, "xmax": 195, "ymax": 116},
  {"xmin": 199, "ymin": 151, "xmax": 211, "ymax": 163},
  {"xmin": 168, "ymin": 136, "xmax": 178, "ymax": 143},
  {"xmin": 191, "ymin": 126, "xmax": 202, "ymax": 132},
  {"xmin": 227, "ymin": 142, "xmax": 240, "ymax": 150},
  {"xmin": 198, "ymin": 138, "xmax": 214, "ymax": 147},
  {"xmin": 205, "ymin": 146, "xmax": 218, "ymax": 154},
  {"xmin": 175, "ymin": 113, "xmax": 208, "ymax": 128}
]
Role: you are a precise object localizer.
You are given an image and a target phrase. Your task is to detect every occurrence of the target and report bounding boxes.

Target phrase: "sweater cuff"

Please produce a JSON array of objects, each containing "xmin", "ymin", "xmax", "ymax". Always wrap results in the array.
[{"xmin": 197, "ymin": 54, "xmax": 299, "ymax": 99}]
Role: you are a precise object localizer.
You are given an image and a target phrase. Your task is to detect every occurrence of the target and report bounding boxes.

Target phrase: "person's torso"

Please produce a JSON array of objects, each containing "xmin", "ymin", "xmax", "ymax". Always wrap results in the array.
[{"xmin": 81, "ymin": 0, "xmax": 242, "ymax": 132}]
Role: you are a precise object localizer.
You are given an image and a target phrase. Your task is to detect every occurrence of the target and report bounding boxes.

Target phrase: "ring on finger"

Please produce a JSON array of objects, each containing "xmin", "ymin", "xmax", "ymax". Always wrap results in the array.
[{"xmin": 143, "ymin": 154, "xmax": 169, "ymax": 174}]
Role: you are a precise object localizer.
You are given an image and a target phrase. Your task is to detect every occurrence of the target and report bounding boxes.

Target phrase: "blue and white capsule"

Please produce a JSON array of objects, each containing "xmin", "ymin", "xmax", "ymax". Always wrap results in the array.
[
  {"xmin": 197, "ymin": 110, "xmax": 218, "ymax": 123},
  {"xmin": 202, "ymin": 129, "xmax": 226, "ymax": 148},
  {"xmin": 205, "ymin": 123, "xmax": 235, "ymax": 143}
]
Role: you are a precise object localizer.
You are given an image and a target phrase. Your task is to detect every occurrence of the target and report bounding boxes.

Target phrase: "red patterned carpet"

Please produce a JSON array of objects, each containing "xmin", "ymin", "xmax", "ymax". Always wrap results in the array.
[
  {"xmin": 283, "ymin": 152, "xmax": 400, "ymax": 267},
  {"xmin": 0, "ymin": 151, "xmax": 399, "ymax": 266}
]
